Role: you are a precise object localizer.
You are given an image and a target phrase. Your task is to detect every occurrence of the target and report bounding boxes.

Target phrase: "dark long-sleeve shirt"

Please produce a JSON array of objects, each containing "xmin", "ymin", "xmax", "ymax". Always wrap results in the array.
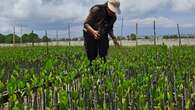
[{"xmin": 84, "ymin": 3, "xmax": 117, "ymax": 36}]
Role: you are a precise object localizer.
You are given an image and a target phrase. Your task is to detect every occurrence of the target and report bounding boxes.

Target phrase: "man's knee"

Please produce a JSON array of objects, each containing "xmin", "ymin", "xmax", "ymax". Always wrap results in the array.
[
  {"xmin": 99, "ymin": 46, "xmax": 108, "ymax": 57},
  {"xmin": 88, "ymin": 54, "xmax": 97, "ymax": 61}
]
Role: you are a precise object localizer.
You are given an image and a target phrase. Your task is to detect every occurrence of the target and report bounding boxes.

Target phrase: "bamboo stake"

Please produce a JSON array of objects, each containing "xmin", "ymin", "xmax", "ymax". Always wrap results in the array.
[
  {"xmin": 153, "ymin": 20, "xmax": 156, "ymax": 46},
  {"xmin": 56, "ymin": 30, "xmax": 59, "ymax": 46},
  {"xmin": 136, "ymin": 23, "xmax": 138, "ymax": 46},
  {"xmin": 177, "ymin": 24, "xmax": 181, "ymax": 46},
  {"xmin": 120, "ymin": 16, "xmax": 124, "ymax": 45},
  {"xmin": 68, "ymin": 24, "xmax": 71, "ymax": 46},
  {"xmin": 32, "ymin": 30, "xmax": 34, "ymax": 47},
  {"xmin": 20, "ymin": 25, "xmax": 23, "ymax": 44},
  {"xmin": 45, "ymin": 30, "xmax": 49, "ymax": 55},
  {"xmin": 13, "ymin": 26, "xmax": 16, "ymax": 46}
]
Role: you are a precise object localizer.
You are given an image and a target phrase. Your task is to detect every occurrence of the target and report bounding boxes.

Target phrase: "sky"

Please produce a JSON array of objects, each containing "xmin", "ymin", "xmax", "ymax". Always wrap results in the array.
[{"xmin": 0, "ymin": 0, "xmax": 195, "ymax": 38}]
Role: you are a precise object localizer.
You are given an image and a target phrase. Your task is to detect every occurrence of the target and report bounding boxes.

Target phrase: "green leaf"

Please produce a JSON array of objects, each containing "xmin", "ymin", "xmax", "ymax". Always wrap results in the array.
[
  {"xmin": 45, "ymin": 59, "xmax": 53, "ymax": 70},
  {"xmin": 17, "ymin": 80, "xmax": 25, "ymax": 89},
  {"xmin": 7, "ymin": 80, "xmax": 16, "ymax": 95},
  {"xmin": 59, "ymin": 90, "xmax": 68, "ymax": 110},
  {"xmin": 12, "ymin": 101, "xmax": 23, "ymax": 110},
  {"xmin": 0, "ymin": 81, "xmax": 4, "ymax": 92}
]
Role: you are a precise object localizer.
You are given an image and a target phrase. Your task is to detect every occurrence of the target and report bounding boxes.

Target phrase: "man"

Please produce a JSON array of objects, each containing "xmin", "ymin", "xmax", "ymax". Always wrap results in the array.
[{"xmin": 83, "ymin": 0, "xmax": 121, "ymax": 65}]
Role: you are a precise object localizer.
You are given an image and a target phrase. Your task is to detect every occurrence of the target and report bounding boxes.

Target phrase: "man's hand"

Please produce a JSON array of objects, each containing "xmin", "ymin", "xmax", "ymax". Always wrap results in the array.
[
  {"xmin": 85, "ymin": 24, "xmax": 100, "ymax": 40},
  {"xmin": 92, "ymin": 30, "xmax": 100, "ymax": 40},
  {"xmin": 113, "ymin": 39, "xmax": 120, "ymax": 47},
  {"xmin": 109, "ymin": 32, "xmax": 120, "ymax": 47}
]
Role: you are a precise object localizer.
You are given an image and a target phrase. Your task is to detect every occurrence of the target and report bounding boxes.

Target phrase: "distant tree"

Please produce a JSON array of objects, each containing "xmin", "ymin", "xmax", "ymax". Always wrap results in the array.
[
  {"xmin": 189, "ymin": 35, "xmax": 195, "ymax": 38},
  {"xmin": 0, "ymin": 34, "xmax": 5, "ymax": 43},
  {"xmin": 144, "ymin": 36, "xmax": 150, "ymax": 39},
  {"xmin": 72, "ymin": 38, "xmax": 79, "ymax": 41},
  {"xmin": 4, "ymin": 34, "xmax": 12, "ymax": 43},
  {"xmin": 42, "ymin": 35, "xmax": 51, "ymax": 42},
  {"xmin": 29, "ymin": 31, "xmax": 40, "ymax": 46},
  {"xmin": 163, "ymin": 35, "xmax": 169, "ymax": 39},
  {"xmin": 79, "ymin": 37, "xmax": 84, "ymax": 41},
  {"xmin": 127, "ymin": 35, "xmax": 131, "ymax": 40},
  {"xmin": 171, "ymin": 35, "xmax": 178, "ymax": 38},
  {"xmin": 130, "ymin": 33, "xmax": 137, "ymax": 40},
  {"xmin": 21, "ymin": 34, "xmax": 30, "ymax": 43},
  {"xmin": 60, "ymin": 38, "xmax": 65, "ymax": 41},
  {"xmin": 162, "ymin": 35, "xmax": 178, "ymax": 39},
  {"xmin": 15, "ymin": 35, "xmax": 20, "ymax": 43},
  {"xmin": 21, "ymin": 32, "xmax": 40, "ymax": 43},
  {"xmin": 117, "ymin": 36, "xmax": 126, "ymax": 40},
  {"xmin": 121, "ymin": 36, "xmax": 126, "ymax": 40},
  {"xmin": 0, "ymin": 32, "xmax": 42, "ymax": 44},
  {"xmin": 4, "ymin": 34, "xmax": 20, "ymax": 43}
]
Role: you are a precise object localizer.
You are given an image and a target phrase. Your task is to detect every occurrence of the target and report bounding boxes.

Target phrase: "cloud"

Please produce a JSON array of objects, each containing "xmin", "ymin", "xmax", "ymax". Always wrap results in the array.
[
  {"xmin": 120, "ymin": 0, "xmax": 195, "ymax": 15},
  {"xmin": 0, "ymin": 17, "xmax": 14, "ymax": 34},
  {"xmin": 0, "ymin": 0, "xmax": 194, "ymax": 22},
  {"xmin": 120, "ymin": 0, "xmax": 169, "ymax": 17},
  {"xmin": 0, "ymin": 0, "xmax": 90, "ymax": 21},
  {"xmin": 171, "ymin": 0, "xmax": 195, "ymax": 13},
  {"xmin": 0, "ymin": 0, "xmax": 195, "ymax": 35},
  {"xmin": 128, "ymin": 17, "xmax": 195, "ymax": 28},
  {"xmin": 128, "ymin": 17, "xmax": 176, "ymax": 28}
]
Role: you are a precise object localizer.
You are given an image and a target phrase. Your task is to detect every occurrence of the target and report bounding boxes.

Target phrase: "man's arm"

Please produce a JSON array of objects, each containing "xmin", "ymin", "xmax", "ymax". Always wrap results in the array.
[
  {"xmin": 84, "ymin": 6, "xmax": 100, "ymax": 40},
  {"xmin": 108, "ymin": 16, "xmax": 120, "ymax": 46},
  {"xmin": 85, "ymin": 24, "xmax": 100, "ymax": 40},
  {"xmin": 109, "ymin": 31, "xmax": 120, "ymax": 47}
]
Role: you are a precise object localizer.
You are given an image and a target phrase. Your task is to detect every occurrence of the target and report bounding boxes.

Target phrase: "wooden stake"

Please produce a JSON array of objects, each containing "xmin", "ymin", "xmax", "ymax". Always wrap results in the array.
[
  {"xmin": 20, "ymin": 25, "xmax": 23, "ymax": 44},
  {"xmin": 136, "ymin": 23, "xmax": 138, "ymax": 46},
  {"xmin": 45, "ymin": 30, "xmax": 49, "ymax": 55},
  {"xmin": 32, "ymin": 30, "xmax": 34, "ymax": 47},
  {"xmin": 68, "ymin": 24, "xmax": 71, "ymax": 46},
  {"xmin": 154, "ymin": 20, "xmax": 156, "ymax": 46},
  {"xmin": 56, "ymin": 30, "xmax": 59, "ymax": 46},
  {"xmin": 13, "ymin": 26, "xmax": 15, "ymax": 46},
  {"xmin": 120, "ymin": 16, "xmax": 124, "ymax": 45},
  {"xmin": 177, "ymin": 24, "xmax": 181, "ymax": 46}
]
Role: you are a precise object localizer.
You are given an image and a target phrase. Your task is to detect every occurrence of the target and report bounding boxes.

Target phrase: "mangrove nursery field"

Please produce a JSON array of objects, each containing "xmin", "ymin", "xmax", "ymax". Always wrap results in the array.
[{"xmin": 0, "ymin": 45, "xmax": 195, "ymax": 110}]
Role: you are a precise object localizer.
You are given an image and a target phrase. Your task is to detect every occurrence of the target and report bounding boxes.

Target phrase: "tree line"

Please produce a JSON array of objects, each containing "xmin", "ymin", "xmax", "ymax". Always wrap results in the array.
[
  {"xmin": 0, "ymin": 31, "xmax": 50, "ymax": 43},
  {"xmin": 1, "ymin": 32, "xmax": 195, "ymax": 44}
]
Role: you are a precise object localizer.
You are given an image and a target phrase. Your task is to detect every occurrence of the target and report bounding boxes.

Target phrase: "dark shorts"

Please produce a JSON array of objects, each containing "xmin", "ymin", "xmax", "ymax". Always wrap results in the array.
[{"xmin": 83, "ymin": 30, "xmax": 109, "ymax": 61}]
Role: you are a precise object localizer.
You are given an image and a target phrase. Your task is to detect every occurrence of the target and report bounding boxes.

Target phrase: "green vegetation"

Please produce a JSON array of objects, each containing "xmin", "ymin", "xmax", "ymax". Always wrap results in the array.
[
  {"xmin": 163, "ymin": 34, "xmax": 195, "ymax": 39},
  {"xmin": 127, "ymin": 33, "xmax": 137, "ymax": 40},
  {"xmin": 0, "ymin": 46, "xmax": 195, "ymax": 109},
  {"xmin": 0, "ymin": 32, "xmax": 50, "ymax": 44}
]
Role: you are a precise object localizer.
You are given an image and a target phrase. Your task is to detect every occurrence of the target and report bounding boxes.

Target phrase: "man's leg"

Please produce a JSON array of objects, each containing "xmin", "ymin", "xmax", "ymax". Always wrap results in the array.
[
  {"xmin": 98, "ymin": 36, "xmax": 109, "ymax": 63},
  {"xmin": 84, "ymin": 31, "xmax": 98, "ymax": 65},
  {"xmin": 98, "ymin": 36, "xmax": 109, "ymax": 76}
]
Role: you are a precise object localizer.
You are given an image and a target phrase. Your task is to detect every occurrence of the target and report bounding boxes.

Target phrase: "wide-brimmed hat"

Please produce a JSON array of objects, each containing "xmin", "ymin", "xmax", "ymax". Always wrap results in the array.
[{"xmin": 107, "ymin": 0, "xmax": 121, "ymax": 14}]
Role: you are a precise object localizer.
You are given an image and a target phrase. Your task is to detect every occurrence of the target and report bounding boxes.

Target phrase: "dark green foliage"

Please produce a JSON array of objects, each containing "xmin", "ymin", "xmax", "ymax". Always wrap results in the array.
[
  {"xmin": 42, "ymin": 35, "xmax": 51, "ymax": 42},
  {"xmin": 0, "ymin": 32, "xmax": 41, "ymax": 43},
  {"xmin": 22, "ymin": 31, "xmax": 40, "ymax": 43},
  {"xmin": 127, "ymin": 33, "xmax": 138, "ymax": 40},
  {"xmin": 0, "ymin": 34, "xmax": 5, "ymax": 43},
  {"xmin": 0, "ymin": 46, "xmax": 194, "ymax": 109}
]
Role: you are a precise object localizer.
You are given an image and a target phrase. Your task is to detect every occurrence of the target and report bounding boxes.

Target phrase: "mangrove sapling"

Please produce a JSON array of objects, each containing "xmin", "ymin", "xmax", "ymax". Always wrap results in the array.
[{"xmin": 1, "ymin": 46, "xmax": 195, "ymax": 109}]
